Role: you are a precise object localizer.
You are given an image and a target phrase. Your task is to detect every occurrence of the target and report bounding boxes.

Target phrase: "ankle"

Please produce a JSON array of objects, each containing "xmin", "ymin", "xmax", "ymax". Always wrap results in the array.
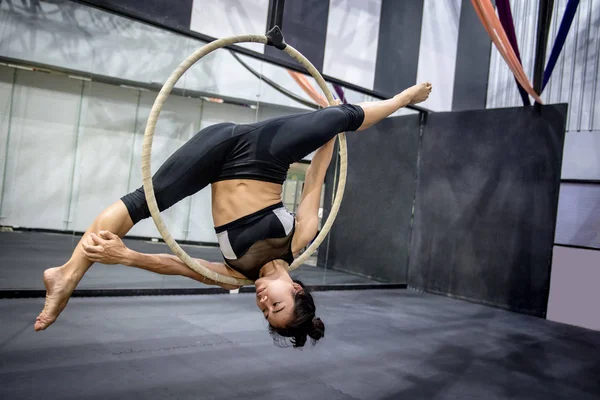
[
  {"xmin": 393, "ymin": 92, "xmax": 412, "ymax": 108},
  {"xmin": 60, "ymin": 264, "xmax": 86, "ymax": 284}
]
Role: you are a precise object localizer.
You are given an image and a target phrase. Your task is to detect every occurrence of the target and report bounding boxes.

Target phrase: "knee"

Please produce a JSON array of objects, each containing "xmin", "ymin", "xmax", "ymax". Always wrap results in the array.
[
  {"xmin": 100, "ymin": 200, "xmax": 132, "ymax": 224},
  {"xmin": 338, "ymin": 104, "xmax": 365, "ymax": 132},
  {"xmin": 120, "ymin": 188, "xmax": 149, "ymax": 224}
]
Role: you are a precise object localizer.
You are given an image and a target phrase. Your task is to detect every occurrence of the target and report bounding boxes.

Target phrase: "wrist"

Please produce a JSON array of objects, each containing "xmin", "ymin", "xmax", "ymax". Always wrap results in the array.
[
  {"xmin": 394, "ymin": 91, "xmax": 412, "ymax": 107},
  {"xmin": 122, "ymin": 249, "xmax": 138, "ymax": 266}
]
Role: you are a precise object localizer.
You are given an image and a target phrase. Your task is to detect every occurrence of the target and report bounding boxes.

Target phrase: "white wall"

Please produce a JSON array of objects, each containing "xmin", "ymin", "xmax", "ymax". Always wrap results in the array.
[
  {"xmin": 0, "ymin": 0, "xmax": 315, "ymax": 111},
  {"xmin": 547, "ymin": 246, "xmax": 600, "ymax": 331},
  {"xmin": 562, "ymin": 132, "xmax": 600, "ymax": 180},
  {"xmin": 2, "ymin": 69, "xmax": 83, "ymax": 230},
  {"xmin": 323, "ymin": 0, "xmax": 382, "ymax": 90},
  {"xmin": 190, "ymin": 0, "xmax": 269, "ymax": 53},
  {"xmin": 0, "ymin": 65, "xmax": 13, "ymax": 220},
  {"xmin": 555, "ymin": 183, "xmax": 600, "ymax": 249},
  {"xmin": 416, "ymin": 0, "xmax": 462, "ymax": 112},
  {"xmin": 69, "ymin": 82, "xmax": 139, "ymax": 233}
]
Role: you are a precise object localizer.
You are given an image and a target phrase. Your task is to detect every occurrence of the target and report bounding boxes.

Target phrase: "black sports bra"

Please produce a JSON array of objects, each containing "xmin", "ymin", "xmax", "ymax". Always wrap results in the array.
[{"xmin": 214, "ymin": 203, "xmax": 295, "ymax": 280}]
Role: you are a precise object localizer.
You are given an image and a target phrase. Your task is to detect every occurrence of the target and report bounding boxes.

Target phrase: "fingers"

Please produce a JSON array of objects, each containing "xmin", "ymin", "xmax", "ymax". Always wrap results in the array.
[
  {"xmin": 89, "ymin": 233, "xmax": 104, "ymax": 245},
  {"xmin": 81, "ymin": 242, "xmax": 103, "ymax": 263},
  {"xmin": 83, "ymin": 252, "xmax": 101, "ymax": 262},
  {"xmin": 99, "ymin": 230, "xmax": 118, "ymax": 240},
  {"xmin": 81, "ymin": 241, "xmax": 102, "ymax": 254},
  {"xmin": 81, "ymin": 238, "xmax": 93, "ymax": 252}
]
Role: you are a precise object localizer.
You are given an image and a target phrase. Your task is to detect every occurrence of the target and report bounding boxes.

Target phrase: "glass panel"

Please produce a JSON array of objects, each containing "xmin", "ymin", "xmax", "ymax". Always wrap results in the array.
[
  {"xmin": 283, "ymin": 180, "xmax": 298, "ymax": 212},
  {"xmin": 0, "ymin": 64, "xmax": 13, "ymax": 226}
]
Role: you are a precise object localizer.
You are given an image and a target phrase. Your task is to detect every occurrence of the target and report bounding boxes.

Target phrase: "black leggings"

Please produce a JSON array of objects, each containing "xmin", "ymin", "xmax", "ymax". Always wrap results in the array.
[{"xmin": 121, "ymin": 104, "xmax": 365, "ymax": 224}]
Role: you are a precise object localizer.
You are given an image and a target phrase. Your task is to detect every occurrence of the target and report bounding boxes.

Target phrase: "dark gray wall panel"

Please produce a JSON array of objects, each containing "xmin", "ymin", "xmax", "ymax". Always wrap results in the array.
[
  {"xmin": 264, "ymin": 0, "xmax": 329, "ymax": 71},
  {"xmin": 555, "ymin": 183, "xmax": 600, "ymax": 249},
  {"xmin": 409, "ymin": 105, "xmax": 567, "ymax": 316},
  {"xmin": 374, "ymin": 0, "xmax": 424, "ymax": 96},
  {"xmin": 82, "ymin": 0, "xmax": 194, "ymax": 31},
  {"xmin": 325, "ymin": 115, "xmax": 421, "ymax": 283},
  {"xmin": 452, "ymin": 0, "xmax": 493, "ymax": 111}
]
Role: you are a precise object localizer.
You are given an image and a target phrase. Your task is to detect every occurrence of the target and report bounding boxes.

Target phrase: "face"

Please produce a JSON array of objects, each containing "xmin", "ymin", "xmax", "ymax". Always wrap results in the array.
[{"xmin": 255, "ymin": 279, "xmax": 302, "ymax": 328}]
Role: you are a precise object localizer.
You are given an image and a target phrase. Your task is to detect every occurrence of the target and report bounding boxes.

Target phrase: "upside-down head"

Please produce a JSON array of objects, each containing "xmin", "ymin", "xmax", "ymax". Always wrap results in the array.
[{"xmin": 255, "ymin": 277, "xmax": 325, "ymax": 348}]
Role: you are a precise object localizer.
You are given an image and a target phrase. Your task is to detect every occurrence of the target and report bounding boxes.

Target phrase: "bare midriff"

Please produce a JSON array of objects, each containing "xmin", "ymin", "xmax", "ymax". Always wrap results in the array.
[{"xmin": 211, "ymin": 179, "xmax": 283, "ymax": 227}]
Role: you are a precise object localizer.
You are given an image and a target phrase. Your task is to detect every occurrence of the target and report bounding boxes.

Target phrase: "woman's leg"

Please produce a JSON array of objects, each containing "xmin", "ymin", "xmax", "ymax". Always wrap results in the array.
[
  {"xmin": 268, "ymin": 83, "xmax": 432, "ymax": 165},
  {"xmin": 35, "ymin": 124, "xmax": 236, "ymax": 331},
  {"xmin": 357, "ymin": 82, "xmax": 432, "ymax": 131},
  {"xmin": 35, "ymin": 200, "xmax": 134, "ymax": 331}
]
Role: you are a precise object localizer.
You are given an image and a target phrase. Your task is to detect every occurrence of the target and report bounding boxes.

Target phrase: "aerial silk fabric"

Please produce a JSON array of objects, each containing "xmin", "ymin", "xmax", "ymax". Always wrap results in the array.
[
  {"xmin": 471, "ymin": 0, "xmax": 543, "ymax": 103},
  {"xmin": 333, "ymin": 84, "xmax": 348, "ymax": 104},
  {"xmin": 542, "ymin": 0, "xmax": 580, "ymax": 91},
  {"xmin": 496, "ymin": 0, "xmax": 531, "ymax": 105},
  {"xmin": 288, "ymin": 70, "xmax": 329, "ymax": 107}
]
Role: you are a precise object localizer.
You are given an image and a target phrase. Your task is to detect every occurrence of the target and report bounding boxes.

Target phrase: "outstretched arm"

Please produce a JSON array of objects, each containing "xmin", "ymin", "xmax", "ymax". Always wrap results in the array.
[{"xmin": 81, "ymin": 231, "xmax": 242, "ymax": 290}]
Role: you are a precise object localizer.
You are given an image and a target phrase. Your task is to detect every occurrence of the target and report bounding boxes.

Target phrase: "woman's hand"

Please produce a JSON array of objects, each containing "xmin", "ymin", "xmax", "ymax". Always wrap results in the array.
[{"xmin": 81, "ymin": 230, "xmax": 130, "ymax": 265}]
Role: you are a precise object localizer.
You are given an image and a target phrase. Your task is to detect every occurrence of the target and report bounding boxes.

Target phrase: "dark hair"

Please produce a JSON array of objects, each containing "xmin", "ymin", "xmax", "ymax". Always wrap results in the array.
[{"xmin": 268, "ymin": 279, "xmax": 325, "ymax": 348}]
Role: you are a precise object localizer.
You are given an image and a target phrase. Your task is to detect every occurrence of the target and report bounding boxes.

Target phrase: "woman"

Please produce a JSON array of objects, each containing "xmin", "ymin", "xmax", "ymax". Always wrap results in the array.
[{"xmin": 35, "ymin": 82, "xmax": 432, "ymax": 347}]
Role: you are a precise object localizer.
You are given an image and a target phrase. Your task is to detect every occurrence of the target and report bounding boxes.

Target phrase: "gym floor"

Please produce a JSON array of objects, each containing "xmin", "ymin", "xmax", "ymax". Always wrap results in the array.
[{"xmin": 1, "ymin": 289, "xmax": 599, "ymax": 399}]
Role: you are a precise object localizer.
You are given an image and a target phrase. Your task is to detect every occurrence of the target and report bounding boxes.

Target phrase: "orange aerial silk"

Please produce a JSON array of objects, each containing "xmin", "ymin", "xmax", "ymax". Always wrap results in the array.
[
  {"xmin": 471, "ymin": 0, "xmax": 543, "ymax": 104},
  {"xmin": 287, "ymin": 71, "xmax": 330, "ymax": 108}
]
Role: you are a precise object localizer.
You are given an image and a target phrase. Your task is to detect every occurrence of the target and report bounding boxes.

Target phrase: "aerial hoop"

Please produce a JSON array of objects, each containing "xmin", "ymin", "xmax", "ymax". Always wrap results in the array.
[{"xmin": 142, "ymin": 27, "xmax": 347, "ymax": 285}]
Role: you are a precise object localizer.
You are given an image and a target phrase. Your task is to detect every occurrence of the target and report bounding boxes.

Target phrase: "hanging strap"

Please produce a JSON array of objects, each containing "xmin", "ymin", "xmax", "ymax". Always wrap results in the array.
[
  {"xmin": 496, "ymin": 0, "xmax": 531, "ymax": 105},
  {"xmin": 287, "ymin": 71, "xmax": 329, "ymax": 107},
  {"xmin": 333, "ymin": 84, "xmax": 347, "ymax": 104},
  {"xmin": 542, "ymin": 0, "xmax": 580, "ymax": 92},
  {"xmin": 471, "ymin": 0, "xmax": 543, "ymax": 103}
]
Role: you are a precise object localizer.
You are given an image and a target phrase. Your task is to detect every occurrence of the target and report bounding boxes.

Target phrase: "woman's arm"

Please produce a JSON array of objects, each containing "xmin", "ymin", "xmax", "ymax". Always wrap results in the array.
[
  {"xmin": 292, "ymin": 136, "xmax": 336, "ymax": 253},
  {"xmin": 81, "ymin": 231, "xmax": 242, "ymax": 290}
]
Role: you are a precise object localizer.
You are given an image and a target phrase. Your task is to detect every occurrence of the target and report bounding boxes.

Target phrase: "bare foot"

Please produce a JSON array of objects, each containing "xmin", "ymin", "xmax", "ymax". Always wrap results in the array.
[
  {"xmin": 402, "ymin": 82, "xmax": 433, "ymax": 105},
  {"xmin": 34, "ymin": 267, "xmax": 76, "ymax": 331}
]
